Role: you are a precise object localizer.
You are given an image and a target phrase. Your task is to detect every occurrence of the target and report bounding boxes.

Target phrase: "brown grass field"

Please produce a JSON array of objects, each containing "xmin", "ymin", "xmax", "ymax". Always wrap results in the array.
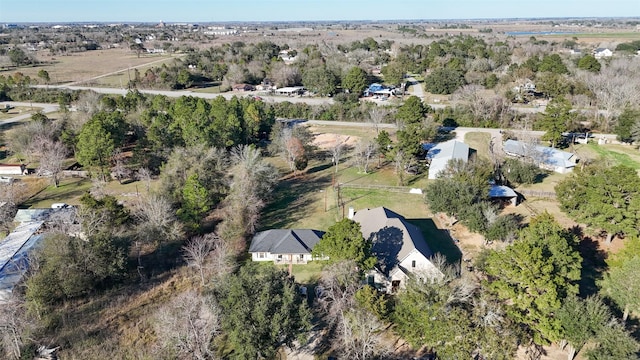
[{"xmin": 0, "ymin": 48, "xmax": 176, "ymax": 85}]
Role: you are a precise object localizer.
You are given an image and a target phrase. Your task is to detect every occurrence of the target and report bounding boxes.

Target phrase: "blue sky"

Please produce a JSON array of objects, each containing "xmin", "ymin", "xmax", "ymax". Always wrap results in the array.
[{"xmin": 1, "ymin": 0, "xmax": 638, "ymax": 23}]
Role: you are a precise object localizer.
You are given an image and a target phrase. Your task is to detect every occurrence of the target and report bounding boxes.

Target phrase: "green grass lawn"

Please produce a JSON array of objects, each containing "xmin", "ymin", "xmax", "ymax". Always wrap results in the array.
[
  {"xmin": 21, "ymin": 177, "xmax": 92, "ymax": 208},
  {"xmin": 0, "ymin": 106, "xmax": 43, "ymax": 121},
  {"xmin": 585, "ymin": 143, "xmax": 640, "ymax": 169},
  {"xmin": 275, "ymin": 261, "xmax": 326, "ymax": 283},
  {"xmin": 464, "ymin": 132, "xmax": 492, "ymax": 160}
]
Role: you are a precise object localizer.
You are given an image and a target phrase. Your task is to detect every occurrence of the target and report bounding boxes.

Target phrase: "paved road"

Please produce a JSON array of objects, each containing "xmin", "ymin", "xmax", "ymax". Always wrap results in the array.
[
  {"xmin": 38, "ymin": 84, "xmax": 335, "ymax": 106},
  {"xmin": 0, "ymin": 101, "xmax": 60, "ymax": 127},
  {"xmin": 39, "ymin": 83, "xmax": 550, "ymax": 115},
  {"xmin": 406, "ymin": 77, "xmax": 424, "ymax": 99}
]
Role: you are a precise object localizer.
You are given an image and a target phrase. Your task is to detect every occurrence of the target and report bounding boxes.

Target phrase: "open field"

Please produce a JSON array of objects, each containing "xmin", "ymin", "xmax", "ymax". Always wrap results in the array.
[{"xmin": 0, "ymin": 48, "xmax": 176, "ymax": 85}]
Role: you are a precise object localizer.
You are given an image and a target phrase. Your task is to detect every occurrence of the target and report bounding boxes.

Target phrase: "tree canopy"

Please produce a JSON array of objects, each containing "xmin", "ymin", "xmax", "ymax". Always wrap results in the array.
[
  {"xmin": 424, "ymin": 68, "xmax": 465, "ymax": 95},
  {"xmin": 213, "ymin": 264, "xmax": 311, "ymax": 359},
  {"xmin": 539, "ymin": 96, "xmax": 573, "ymax": 148},
  {"xmin": 556, "ymin": 164, "xmax": 640, "ymax": 245},
  {"xmin": 342, "ymin": 66, "xmax": 368, "ymax": 95},
  {"xmin": 312, "ymin": 218, "xmax": 376, "ymax": 270},
  {"xmin": 484, "ymin": 213, "xmax": 582, "ymax": 344},
  {"xmin": 75, "ymin": 111, "xmax": 127, "ymax": 177}
]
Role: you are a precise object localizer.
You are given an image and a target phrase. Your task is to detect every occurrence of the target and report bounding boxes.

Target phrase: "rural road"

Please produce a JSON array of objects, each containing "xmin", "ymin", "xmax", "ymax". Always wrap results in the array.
[
  {"xmin": 38, "ymin": 84, "xmax": 548, "ymax": 114},
  {"xmin": 38, "ymin": 84, "xmax": 335, "ymax": 106},
  {"xmin": 0, "ymin": 101, "xmax": 60, "ymax": 127}
]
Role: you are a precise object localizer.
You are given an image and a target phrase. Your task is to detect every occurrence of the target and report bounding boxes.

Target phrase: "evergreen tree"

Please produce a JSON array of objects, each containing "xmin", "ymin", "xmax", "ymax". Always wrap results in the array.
[{"xmin": 484, "ymin": 213, "xmax": 582, "ymax": 344}]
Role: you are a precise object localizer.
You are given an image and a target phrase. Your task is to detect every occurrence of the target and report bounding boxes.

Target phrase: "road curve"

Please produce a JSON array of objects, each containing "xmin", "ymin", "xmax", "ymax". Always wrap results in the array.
[{"xmin": 0, "ymin": 101, "xmax": 60, "ymax": 127}]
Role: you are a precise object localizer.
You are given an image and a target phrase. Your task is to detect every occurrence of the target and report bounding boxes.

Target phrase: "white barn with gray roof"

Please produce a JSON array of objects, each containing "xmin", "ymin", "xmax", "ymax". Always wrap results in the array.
[
  {"xmin": 503, "ymin": 139, "xmax": 576, "ymax": 174},
  {"xmin": 427, "ymin": 140, "xmax": 470, "ymax": 179},
  {"xmin": 248, "ymin": 229, "xmax": 325, "ymax": 265},
  {"xmin": 352, "ymin": 207, "xmax": 442, "ymax": 293}
]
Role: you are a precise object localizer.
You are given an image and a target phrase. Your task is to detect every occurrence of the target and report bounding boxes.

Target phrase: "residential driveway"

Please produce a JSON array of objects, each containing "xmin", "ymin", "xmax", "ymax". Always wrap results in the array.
[{"xmin": 406, "ymin": 76, "xmax": 424, "ymax": 99}]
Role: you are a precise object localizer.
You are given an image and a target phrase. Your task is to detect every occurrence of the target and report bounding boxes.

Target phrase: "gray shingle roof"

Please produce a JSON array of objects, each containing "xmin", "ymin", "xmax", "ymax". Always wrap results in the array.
[
  {"xmin": 352, "ymin": 207, "xmax": 433, "ymax": 276},
  {"xmin": 248, "ymin": 229, "xmax": 325, "ymax": 255}
]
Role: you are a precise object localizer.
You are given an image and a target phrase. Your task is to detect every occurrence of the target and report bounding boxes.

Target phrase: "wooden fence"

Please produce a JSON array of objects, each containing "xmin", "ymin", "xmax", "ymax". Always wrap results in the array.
[
  {"xmin": 519, "ymin": 189, "xmax": 556, "ymax": 199},
  {"xmin": 337, "ymin": 183, "xmax": 422, "ymax": 194}
]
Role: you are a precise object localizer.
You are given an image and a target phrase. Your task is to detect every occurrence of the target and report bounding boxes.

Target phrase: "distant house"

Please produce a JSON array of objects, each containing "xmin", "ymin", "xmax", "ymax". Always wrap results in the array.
[
  {"xmin": 363, "ymin": 83, "xmax": 395, "ymax": 97},
  {"xmin": 594, "ymin": 48, "xmax": 613, "ymax": 59},
  {"xmin": 232, "ymin": 83, "xmax": 255, "ymax": 92},
  {"xmin": 352, "ymin": 207, "xmax": 442, "ymax": 293},
  {"xmin": 569, "ymin": 49, "xmax": 582, "ymax": 56},
  {"xmin": 503, "ymin": 139, "xmax": 577, "ymax": 174},
  {"xmin": 248, "ymin": 229, "xmax": 325, "ymax": 265},
  {"xmin": 426, "ymin": 140, "xmax": 470, "ymax": 179},
  {"xmin": 0, "ymin": 164, "xmax": 27, "ymax": 176},
  {"xmin": 275, "ymin": 86, "xmax": 305, "ymax": 96}
]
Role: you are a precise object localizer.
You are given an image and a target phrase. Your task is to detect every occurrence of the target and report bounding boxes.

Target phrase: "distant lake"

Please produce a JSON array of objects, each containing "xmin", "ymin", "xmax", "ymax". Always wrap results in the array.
[{"xmin": 506, "ymin": 31, "xmax": 578, "ymax": 36}]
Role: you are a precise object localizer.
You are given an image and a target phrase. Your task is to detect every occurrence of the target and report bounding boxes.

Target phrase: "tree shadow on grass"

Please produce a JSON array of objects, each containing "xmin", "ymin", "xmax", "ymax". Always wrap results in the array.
[
  {"xmin": 570, "ymin": 225, "xmax": 608, "ymax": 298},
  {"xmin": 408, "ymin": 218, "xmax": 462, "ymax": 265},
  {"xmin": 19, "ymin": 178, "xmax": 90, "ymax": 208}
]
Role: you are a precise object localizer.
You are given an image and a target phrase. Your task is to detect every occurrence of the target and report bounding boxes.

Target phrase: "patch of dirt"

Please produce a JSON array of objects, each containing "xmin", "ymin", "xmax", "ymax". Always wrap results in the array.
[{"xmin": 312, "ymin": 133, "xmax": 360, "ymax": 150}]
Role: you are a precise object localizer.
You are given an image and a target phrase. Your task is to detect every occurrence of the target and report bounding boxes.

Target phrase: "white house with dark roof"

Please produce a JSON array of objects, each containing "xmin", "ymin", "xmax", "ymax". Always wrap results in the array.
[
  {"xmin": 426, "ymin": 140, "xmax": 470, "ymax": 179},
  {"xmin": 594, "ymin": 48, "xmax": 613, "ymax": 59},
  {"xmin": 248, "ymin": 229, "xmax": 325, "ymax": 265},
  {"xmin": 352, "ymin": 207, "xmax": 442, "ymax": 293},
  {"xmin": 503, "ymin": 139, "xmax": 576, "ymax": 174}
]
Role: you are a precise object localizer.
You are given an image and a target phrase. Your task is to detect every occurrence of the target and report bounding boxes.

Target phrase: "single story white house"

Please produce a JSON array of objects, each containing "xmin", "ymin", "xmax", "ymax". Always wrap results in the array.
[
  {"xmin": 248, "ymin": 229, "xmax": 325, "ymax": 265},
  {"xmin": 352, "ymin": 207, "xmax": 443, "ymax": 293},
  {"xmin": 594, "ymin": 48, "xmax": 613, "ymax": 59},
  {"xmin": 426, "ymin": 140, "xmax": 470, "ymax": 179},
  {"xmin": 503, "ymin": 139, "xmax": 576, "ymax": 174},
  {"xmin": 0, "ymin": 164, "xmax": 27, "ymax": 175}
]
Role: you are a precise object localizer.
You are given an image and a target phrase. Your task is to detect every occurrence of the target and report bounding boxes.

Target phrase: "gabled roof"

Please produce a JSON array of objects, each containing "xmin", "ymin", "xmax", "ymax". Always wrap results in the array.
[
  {"xmin": 353, "ymin": 207, "xmax": 433, "ymax": 276},
  {"xmin": 427, "ymin": 140, "xmax": 470, "ymax": 179},
  {"xmin": 427, "ymin": 139, "xmax": 469, "ymax": 161},
  {"xmin": 248, "ymin": 229, "xmax": 325, "ymax": 255},
  {"xmin": 503, "ymin": 140, "xmax": 575, "ymax": 169},
  {"xmin": 489, "ymin": 185, "xmax": 517, "ymax": 198}
]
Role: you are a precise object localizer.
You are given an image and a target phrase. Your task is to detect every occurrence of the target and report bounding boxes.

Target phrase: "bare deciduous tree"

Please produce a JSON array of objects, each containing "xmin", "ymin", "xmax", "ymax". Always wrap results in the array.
[
  {"xmin": 331, "ymin": 135, "xmax": 348, "ymax": 173},
  {"xmin": 217, "ymin": 146, "xmax": 279, "ymax": 247},
  {"xmin": 338, "ymin": 308, "xmax": 391, "ymax": 360},
  {"xmin": 136, "ymin": 167, "xmax": 153, "ymax": 193},
  {"xmin": 35, "ymin": 139, "xmax": 68, "ymax": 187},
  {"xmin": 352, "ymin": 140, "xmax": 378, "ymax": 174},
  {"xmin": 367, "ymin": 107, "xmax": 390, "ymax": 135},
  {"xmin": 154, "ymin": 290, "xmax": 221, "ymax": 360},
  {"xmin": 110, "ymin": 150, "xmax": 131, "ymax": 184},
  {"xmin": 183, "ymin": 233, "xmax": 233, "ymax": 285},
  {"xmin": 0, "ymin": 295, "xmax": 35, "ymax": 360}
]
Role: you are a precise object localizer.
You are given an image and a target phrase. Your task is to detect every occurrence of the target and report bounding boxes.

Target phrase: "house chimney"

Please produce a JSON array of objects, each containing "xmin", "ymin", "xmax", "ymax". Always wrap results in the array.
[{"xmin": 348, "ymin": 207, "xmax": 355, "ymax": 220}]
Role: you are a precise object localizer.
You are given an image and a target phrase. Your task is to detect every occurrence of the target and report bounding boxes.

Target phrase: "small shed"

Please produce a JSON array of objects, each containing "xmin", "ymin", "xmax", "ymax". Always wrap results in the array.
[{"xmin": 489, "ymin": 185, "xmax": 518, "ymax": 206}]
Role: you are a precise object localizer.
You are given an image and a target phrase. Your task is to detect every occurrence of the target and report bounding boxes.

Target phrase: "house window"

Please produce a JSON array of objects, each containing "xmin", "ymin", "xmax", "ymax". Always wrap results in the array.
[
  {"xmin": 277, "ymin": 254, "xmax": 283, "ymax": 260},
  {"xmin": 299, "ymin": 254, "xmax": 304, "ymax": 260},
  {"xmin": 367, "ymin": 275, "xmax": 374, "ymax": 285},
  {"xmin": 412, "ymin": 260, "xmax": 416, "ymax": 268},
  {"xmin": 258, "ymin": 253, "xmax": 266, "ymax": 259}
]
